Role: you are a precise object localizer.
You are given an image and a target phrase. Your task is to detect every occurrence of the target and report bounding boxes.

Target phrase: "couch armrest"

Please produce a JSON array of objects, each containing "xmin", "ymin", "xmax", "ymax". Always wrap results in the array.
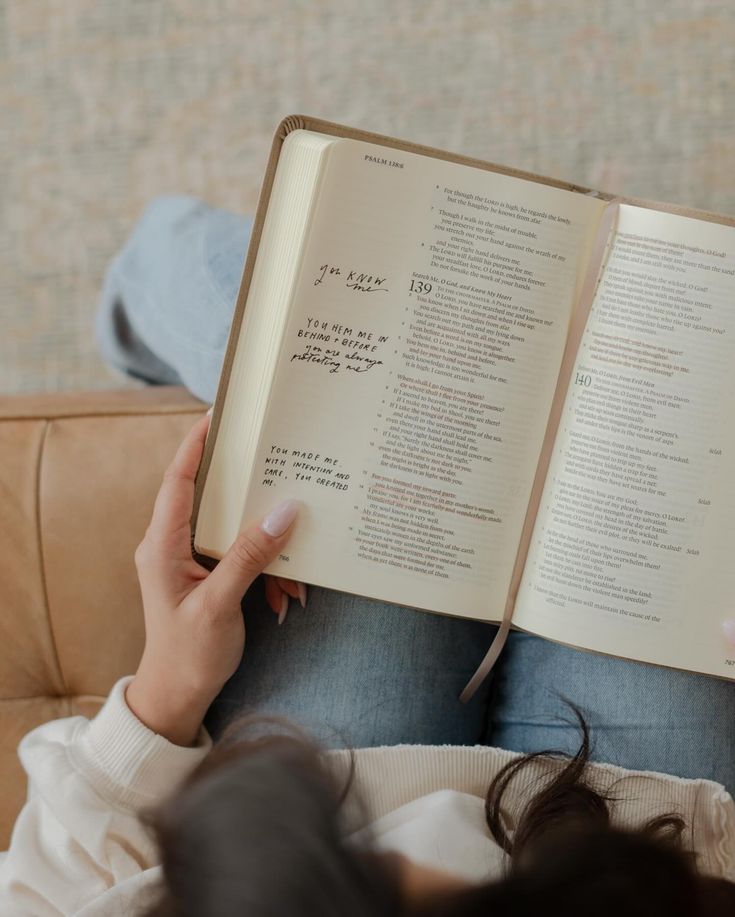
[{"xmin": 0, "ymin": 386, "xmax": 205, "ymax": 847}]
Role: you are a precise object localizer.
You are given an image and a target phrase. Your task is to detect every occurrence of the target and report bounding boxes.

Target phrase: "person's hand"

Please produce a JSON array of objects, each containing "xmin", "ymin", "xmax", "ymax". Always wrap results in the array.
[{"xmin": 126, "ymin": 413, "xmax": 303, "ymax": 746}]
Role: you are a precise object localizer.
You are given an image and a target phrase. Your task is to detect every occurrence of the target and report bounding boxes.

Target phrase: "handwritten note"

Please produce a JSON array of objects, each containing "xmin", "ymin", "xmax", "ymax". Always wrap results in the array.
[
  {"xmin": 313, "ymin": 262, "xmax": 390, "ymax": 294},
  {"xmin": 260, "ymin": 444, "xmax": 351, "ymax": 490},
  {"xmin": 290, "ymin": 317, "xmax": 390, "ymax": 375}
]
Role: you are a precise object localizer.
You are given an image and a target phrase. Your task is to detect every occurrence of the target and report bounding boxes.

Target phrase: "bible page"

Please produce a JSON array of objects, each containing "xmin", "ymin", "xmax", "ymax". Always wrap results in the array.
[
  {"xmin": 243, "ymin": 136, "xmax": 603, "ymax": 621},
  {"xmin": 515, "ymin": 204, "xmax": 735, "ymax": 676}
]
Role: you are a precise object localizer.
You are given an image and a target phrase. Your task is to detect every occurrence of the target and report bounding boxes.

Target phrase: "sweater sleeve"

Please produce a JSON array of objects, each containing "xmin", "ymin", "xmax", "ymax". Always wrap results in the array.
[{"xmin": 0, "ymin": 676, "xmax": 213, "ymax": 916}]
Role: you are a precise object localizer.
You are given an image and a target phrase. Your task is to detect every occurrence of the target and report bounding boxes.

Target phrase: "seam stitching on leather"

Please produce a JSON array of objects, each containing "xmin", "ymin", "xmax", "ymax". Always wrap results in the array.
[
  {"xmin": 0, "ymin": 695, "xmax": 107, "ymax": 704},
  {"xmin": 35, "ymin": 419, "xmax": 70, "ymax": 706},
  {"xmin": 0, "ymin": 406, "xmax": 203, "ymax": 422}
]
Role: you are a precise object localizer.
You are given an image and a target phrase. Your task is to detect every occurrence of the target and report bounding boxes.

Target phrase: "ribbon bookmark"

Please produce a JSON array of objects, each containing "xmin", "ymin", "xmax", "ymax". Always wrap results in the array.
[{"xmin": 459, "ymin": 198, "xmax": 621, "ymax": 704}]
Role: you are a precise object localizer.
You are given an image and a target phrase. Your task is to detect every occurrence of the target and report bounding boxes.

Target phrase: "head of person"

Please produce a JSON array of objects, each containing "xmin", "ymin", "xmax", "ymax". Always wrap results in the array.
[{"xmin": 144, "ymin": 716, "xmax": 735, "ymax": 917}]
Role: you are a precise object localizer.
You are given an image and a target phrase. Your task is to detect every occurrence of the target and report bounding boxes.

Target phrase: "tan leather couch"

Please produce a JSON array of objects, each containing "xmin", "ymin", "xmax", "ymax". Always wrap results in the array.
[{"xmin": 0, "ymin": 386, "xmax": 205, "ymax": 847}]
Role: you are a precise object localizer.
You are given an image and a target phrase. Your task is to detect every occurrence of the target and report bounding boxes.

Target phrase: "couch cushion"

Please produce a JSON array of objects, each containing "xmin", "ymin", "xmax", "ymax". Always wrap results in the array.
[{"xmin": 0, "ymin": 386, "xmax": 204, "ymax": 846}]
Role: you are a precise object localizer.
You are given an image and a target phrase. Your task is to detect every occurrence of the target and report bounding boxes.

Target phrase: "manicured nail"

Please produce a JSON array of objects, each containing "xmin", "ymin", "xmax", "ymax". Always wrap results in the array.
[
  {"xmin": 261, "ymin": 499, "xmax": 301, "ymax": 537},
  {"xmin": 297, "ymin": 582, "xmax": 308, "ymax": 608},
  {"xmin": 722, "ymin": 619, "xmax": 735, "ymax": 646},
  {"xmin": 278, "ymin": 593, "xmax": 289, "ymax": 626},
  {"xmin": 206, "ymin": 405, "xmax": 214, "ymax": 416}
]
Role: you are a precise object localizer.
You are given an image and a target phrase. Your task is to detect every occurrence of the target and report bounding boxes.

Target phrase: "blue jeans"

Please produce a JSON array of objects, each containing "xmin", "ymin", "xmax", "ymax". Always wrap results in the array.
[{"xmin": 97, "ymin": 196, "xmax": 735, "ymax": 792}]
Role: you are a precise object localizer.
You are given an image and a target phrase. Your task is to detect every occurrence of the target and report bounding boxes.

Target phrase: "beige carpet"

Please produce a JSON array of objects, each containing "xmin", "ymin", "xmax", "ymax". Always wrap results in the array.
[{"xmin": 2, "ymin": 0, "xmax": 735, "ymax": 393}]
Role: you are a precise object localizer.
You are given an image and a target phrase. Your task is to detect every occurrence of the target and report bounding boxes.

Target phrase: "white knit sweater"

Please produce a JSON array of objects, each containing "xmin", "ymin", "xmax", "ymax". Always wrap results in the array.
[{"xmin": 1, "ymin": 677, "xmax": 734, "ymax": 915}]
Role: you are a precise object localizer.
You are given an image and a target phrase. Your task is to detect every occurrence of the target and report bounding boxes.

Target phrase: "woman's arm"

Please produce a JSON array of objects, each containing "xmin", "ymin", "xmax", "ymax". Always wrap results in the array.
[
  {"xmin": 125, "ymin": 412, "xmax": 301, "ymax": 745},
  {"xmin": 0, "ymin": 413, "xmax": 301, "ymax": 913}
]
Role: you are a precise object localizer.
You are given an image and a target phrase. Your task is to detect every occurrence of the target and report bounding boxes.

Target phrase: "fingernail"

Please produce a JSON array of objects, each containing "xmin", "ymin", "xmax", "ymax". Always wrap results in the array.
[
  {"xmin": 278, "ymin": 593, "xmax": 289, "ymax": 626},
  {"xmin": 206, "ymin": 405, "xmax": 214, "ymax": 416},
  {"xmin": 722, "ymin": 620, "xmax": 735, "ymax": 646},
  {"xmin": 261, "ymin": 499, "xmax": 301, "ymax": 537},
  {"xmin": 297, "ymin": 582, "xmax": 308, "ymax": 608}
]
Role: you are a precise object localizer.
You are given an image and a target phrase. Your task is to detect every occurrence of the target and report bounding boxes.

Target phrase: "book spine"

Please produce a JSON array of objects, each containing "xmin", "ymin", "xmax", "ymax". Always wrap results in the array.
[{"xmin": 278, "ymin": 115, "xmax": 307, "ymax": 138}]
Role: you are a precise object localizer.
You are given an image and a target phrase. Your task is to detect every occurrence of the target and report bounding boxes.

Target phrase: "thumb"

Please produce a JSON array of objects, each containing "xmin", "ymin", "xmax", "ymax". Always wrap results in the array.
[{"xmin": 202, "ymin": 499, "xmax": 301, "ymax": 609}]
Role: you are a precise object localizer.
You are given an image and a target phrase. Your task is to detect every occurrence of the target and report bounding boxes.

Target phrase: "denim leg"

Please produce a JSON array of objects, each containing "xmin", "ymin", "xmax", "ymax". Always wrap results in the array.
[
  {"xmin": 96, "ymin": 195, "xmax": 253, "ymax": 403},
  {"xmin": 205, "ymin": 577, "xmax": 497, "ymax": 748},
  {"xmin": 487, "ymin": 631, "xmax": 735, "ymax": 794},
  {"xmin": 97, "ymin": 196, "xmax": 496, "ymax": 748}
]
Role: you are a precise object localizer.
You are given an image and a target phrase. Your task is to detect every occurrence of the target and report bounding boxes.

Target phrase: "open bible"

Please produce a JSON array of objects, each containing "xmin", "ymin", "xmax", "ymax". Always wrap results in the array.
[{"xmin": 193, "ymin": 114, "xmax": 735, "ymax": 687}]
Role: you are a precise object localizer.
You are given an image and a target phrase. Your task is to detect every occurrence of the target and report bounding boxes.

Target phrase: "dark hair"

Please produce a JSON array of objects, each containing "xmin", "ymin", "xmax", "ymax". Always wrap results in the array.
[
  {"xmin": 144, "ymin": 712, "xmax": 735, "ymax": 917},
  {"xmin": 419, "ymin": 710, "xmax": 735, "ymax": 917},
  {"xmin": 484, "ymin": 707, "xmax": 688, "ymax": 864},
  {"xmin": 144, "ymin": 718, "xmax": 402, "ymax": 917}
]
